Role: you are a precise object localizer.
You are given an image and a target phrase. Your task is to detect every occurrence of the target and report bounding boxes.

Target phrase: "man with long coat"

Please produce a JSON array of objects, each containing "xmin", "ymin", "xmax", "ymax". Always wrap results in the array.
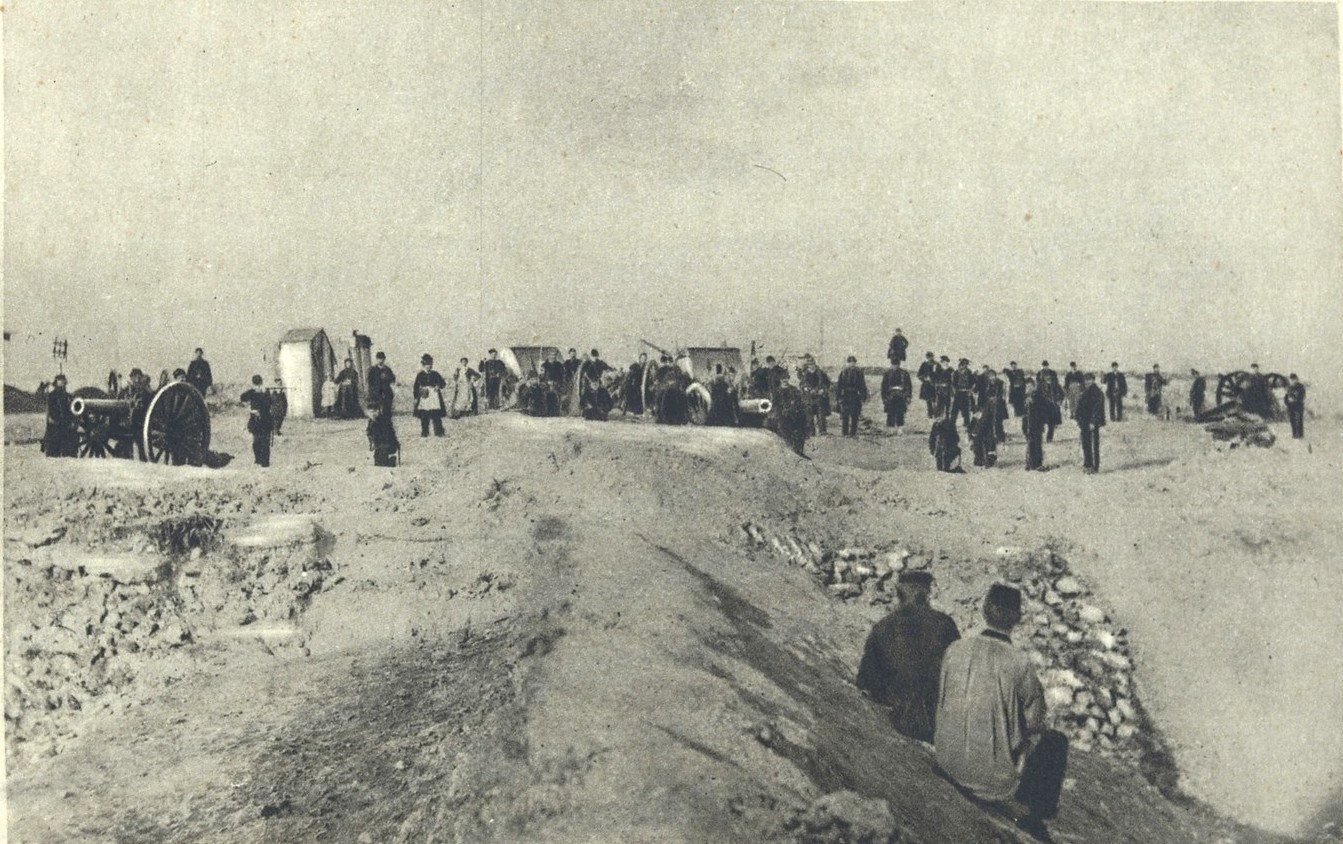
[
  {"xmin": 186, "ymin": 348, "xmax": 213, "ymax": 396},
  {"xmin": 933, "ymin": 356, "xmax": 954, "ymax": 419},
  {"xmin": 1103, "ymin": 362, "xmax": 1127, "ymax": 422},
  {"xmin": 880, "ymin": 360, "xmax": 912, "ymax": 433},
  {"xmin": 240, "ymin": 375, "xmax": 274, "ymax": 468},
  {"xmin": 42, "ymin": 374, "xmax": 78, "ymax": 457},
  {"xmin": 1005, "ymin": 362, "xmax": 1027, "ymax": 418},
  {"xmin": 413, "ymin": 354, "xmax": 447, "ymax": 437},
  {"xmin": 886, "ymin": 329, "xmax": 910, "ymax": 366},
  {"xmin": 1022, "ymin": 379, "xmax": 1047, "ymax": 471},
  {"xmin": 951, "ymin": 359, "xmax": 976, "ymax": 429},
  {"xmin": 1189, "ymin": 369, "xmax": 1208, "ymax": 419},
  {"xmin": 1075, "ymin": 372, "xmax": 1106, "ymax": 473},
  {"xmin": 857, "ymin": 571, "xmax": 960, "ymax": 743},
  {"xmin": 1241, "ymin": 363, "xmax": 1272, "ymax": 418},
  {"xmin": 917, "ymin": 352, "xmax": 939, "ymax": 419},
  {"xmin": 624, "ymin": 353, "xmax": 648, "ymax": 415},
  {"xmin": 367, "ymin": 352, "xmax": 396, "ymax": 417},
  {"xmin": 836, "ymin": 355, "xmax": 869, "ymax": 437},
  {"xmin": 479, "ymin": 349, "xmax": 508, "ymax": 410},
  {"xmin": 797, "ymin": 356, "xmax": 831, "ymax": 436},
  {"xmin": 765, "ymin": 373, "xmax": 809, "ymax": 456},
  {"xmin": 1144, "ymin": 364, "xmax": 1166, "ymax": 416},
  {"xmin": 1284, "ymin": 373, "xmax": 1306, "ymax": 438},
  {"xmin": 333, "ymin": 359, "xmax": 363, "ymax": 419}
]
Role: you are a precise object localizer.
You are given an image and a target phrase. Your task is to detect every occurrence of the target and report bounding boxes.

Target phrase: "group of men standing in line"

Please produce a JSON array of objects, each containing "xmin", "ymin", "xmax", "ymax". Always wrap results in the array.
[{"xmin": 858, "ymin": 572, "xmax": 1067, "ymax": 842}]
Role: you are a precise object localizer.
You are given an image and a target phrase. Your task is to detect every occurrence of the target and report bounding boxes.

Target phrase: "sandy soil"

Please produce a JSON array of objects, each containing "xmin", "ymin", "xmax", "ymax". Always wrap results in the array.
[{"xmin": 4, "ymin": 394, "xmax": 1340, "ymax": 843}]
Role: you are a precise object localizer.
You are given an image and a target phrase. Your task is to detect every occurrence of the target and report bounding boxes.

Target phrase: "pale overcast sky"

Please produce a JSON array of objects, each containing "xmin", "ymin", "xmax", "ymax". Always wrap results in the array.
[{"xmin": 5, "ymin": 2, "xmax": 1341, "ymax": 395}]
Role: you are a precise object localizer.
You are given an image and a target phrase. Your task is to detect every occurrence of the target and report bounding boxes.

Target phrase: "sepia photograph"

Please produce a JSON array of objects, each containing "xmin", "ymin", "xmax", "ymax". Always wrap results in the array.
[{"xmin": 4, "ymin": 2, "xmax": 1342, "ymax": 842}]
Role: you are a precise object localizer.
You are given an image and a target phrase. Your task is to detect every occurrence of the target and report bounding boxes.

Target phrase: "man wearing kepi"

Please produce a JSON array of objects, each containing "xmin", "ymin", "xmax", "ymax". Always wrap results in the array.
[
  {"xmin": 413, "ymin": 354, "xmax": 447, "ymax": 437},
  {"xmin": 479, "ymin": 349, "xmax": 508, "ymax": 410},
  {"xmin": 936, "ymin": 584, "xmax": 1068, "ymax": 842},
  {"xmin": 836, "ymin": 355, "xmax": 869, "ymax": 437},
  {"xmin": 857, "ymin": 571, "xmax": 960, "ymax": 742}
]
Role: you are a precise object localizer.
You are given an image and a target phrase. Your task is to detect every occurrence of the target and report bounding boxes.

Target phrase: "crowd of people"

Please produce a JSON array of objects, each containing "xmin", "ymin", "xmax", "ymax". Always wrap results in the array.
[{"xmin": 38, "ymin": 336, "xmax": 1309, "ymax": 472}]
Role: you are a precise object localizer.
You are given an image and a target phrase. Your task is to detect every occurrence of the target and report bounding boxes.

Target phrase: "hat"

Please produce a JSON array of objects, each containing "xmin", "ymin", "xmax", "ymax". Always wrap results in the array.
[
  {"xmin": 375, "ymin": 351, "xmax": 386, "ymax": 360},
  {"xmin": 897, "ymin": 571, "xmax": 933, "ymax": 587},
  {"xmin": 421, "ymin": 354, "xmax": 433, "ymax": 365},
  {"xmin": 959, "ymin": 358, "xmax": 969, "ymax": 366},
  {"xmin": 846, "ymin": 355, "xmax": 857, "ymax": 363},
  {"xmin": 1111, "ymin": 361, "xmax": 1119, "ymax": 367},
  {"xmin": 1041, "ymin": 360, "xmax": 1049, "ymax": 367},
  {"xmin": 590, "ymin": 349, "xmax": 600, "ymax": 357},
  {"xmin": 488, "ymin": 348, "xmax": 498, "ymax": 355},
  {"xmin": 985, "ymin": 583, "xmax": 1022, "ymax": 615},
  {"xmin": 940, "ymin": 355, "xmax": 950, "ymax": 362}
]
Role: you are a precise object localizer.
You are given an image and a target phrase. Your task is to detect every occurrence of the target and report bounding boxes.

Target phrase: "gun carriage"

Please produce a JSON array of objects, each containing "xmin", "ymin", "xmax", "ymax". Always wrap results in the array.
[{"xmin": 68, "ymin": 381, "xmax": 211, "ymax": 465}]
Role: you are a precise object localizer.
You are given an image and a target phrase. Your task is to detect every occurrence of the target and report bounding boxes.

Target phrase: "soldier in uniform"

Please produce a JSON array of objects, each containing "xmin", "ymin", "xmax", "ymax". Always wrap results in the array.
[
  {"xmin": 1284, "ymin": 373, "xmax": 1306, "ymax": 438},
  {"xmin": 268, "ymin": 378, "xmax": 288, "ymax": 436},
  {"xmin": 951, "ymin": 358, "xmax": 976, "ymax": 429},
  {"xmin": 42, "ymin": 374, "xmax": 77, "ymax": 457},
  {"xmin": 1103, "ymin": 362, "xmax": 1127, "ymax": 422},
  {"xmin": 1005, "ymin": 362, "xmax": 1026, "ymax": 418},
  {"xmin": 578, "ymin": 349, "xmax": 614, "ymax": 421},
  {"xmin": 1035, "ymin": 362, "xmax": 1062, "ymax": 442},
  {"xmin": 968, "ymin": 408, "xmax": 998, "ymax": 468},
  {"xmin": 1241, "ymin": 363, "xmax": 1272, "ymax": 418},
  {"xmin": 367, "ymin": 352, "xmax": 396, "ymax": 417},
  {"xmin": 367, "ymin": 401, "xmax": 400, "ymax": 467},
  {"xmin": 917, "ymin": 352, "xmax": 939, "ymax": 419},
  {"xmin": 413, "ymin": 354, "xmax": 447, "ymax": 437},
  {"xmin": 186, "ymin": 348, "xmax": 213, "ymax": 396},
  {"xmin": 706, "ymin": 364, "xmax": 739, "ymax": 427},
  {"xmin": 929, "ymin": 412, "xmax": 963, "ymax": 473},
  {"xmin": 655, "ymin": 356, "xmax": 690, "ymax": 425},
  {"xmin": 479, "ymin": 349, "xmax": 508, "ymax": 410},
  {"xmin": 1144, "ymin": 364, "xmax": 1166, "ymax": 416},
  {"xmin": 1075, "ymin": 372, "xmax": 1106, "ymax": 474},
  {"xmin": 836, "ymin": 355, "xmax": 869, "ymax": 437},
  {"xmin": 797, "ymin": 356, "xmax": 831, "ymax": 435},
  {"xmin": 765, "ymin": 371, "xmax": 809, "ymax": 456},
  {"xmin": 624, "ymin": 353, "xmax": 647, "ymax": 415},
  {"xmin": 933, "ymin": 355, "xmax": 954, "ymax": 419},
  {"xmin": 1189, "ymin": 369, "xmax": 1207, "ymax": 419},
  {"xmin": 240, "ymin": 375, "xmax": 274, "ymax": 467},
  {"xmin": 887, "ymin": 329, "xmax": 910, "ymax": 366},
  {"xmin": 880, "ymin": 359, "xmax": 912, "ymax": 434},
  {"xmin": 987, "ymin": 370, "xmax": 1008, "ymax": 443},
  {"xmin": 1022, "ymin": 379, "xmax": 1047, "ymax": 471},
  {"xmin": 857, "ymin": 570, "xmax": 961, "ymax": 743}
]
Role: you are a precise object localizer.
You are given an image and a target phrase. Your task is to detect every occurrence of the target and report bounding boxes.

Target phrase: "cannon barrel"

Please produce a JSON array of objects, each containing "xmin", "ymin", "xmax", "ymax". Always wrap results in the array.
[
  {"xmin": 739, "ymin": 398, "xmax": 772, "ymax": 416},
  {"xmin": 70, "ymin": 396, "xmax": 135, "ymax": 416}
]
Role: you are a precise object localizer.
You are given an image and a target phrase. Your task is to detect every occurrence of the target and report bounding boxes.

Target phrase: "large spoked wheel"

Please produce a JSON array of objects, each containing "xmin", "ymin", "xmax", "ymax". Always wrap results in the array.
[
  {"xmin": 76, "ymin": 415, "xmax": 136, "ymax": 459},
  {"xmin": 142, "ymin": 382, "xmax": 211, "ymax": 466},
  {"xmin": 686, "ymin": 383, "xmax": 712, "ymax": 426}
]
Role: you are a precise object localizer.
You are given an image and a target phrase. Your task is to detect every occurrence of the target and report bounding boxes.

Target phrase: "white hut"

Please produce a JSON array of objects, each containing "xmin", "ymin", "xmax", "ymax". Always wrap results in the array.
[{"xmin": 276, "ymin": 328, "xmax": 337, "ymax": 418}]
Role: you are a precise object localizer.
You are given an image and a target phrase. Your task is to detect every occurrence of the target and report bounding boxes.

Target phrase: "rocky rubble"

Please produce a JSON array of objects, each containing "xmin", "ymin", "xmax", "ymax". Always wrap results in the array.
[
  {"xmin": 4, "ymin": 491, "xmax": 338, "ymax": 768},
  {"xmin": 740, "ymin": 522, "xmax": 1173, "ymax": 782}
]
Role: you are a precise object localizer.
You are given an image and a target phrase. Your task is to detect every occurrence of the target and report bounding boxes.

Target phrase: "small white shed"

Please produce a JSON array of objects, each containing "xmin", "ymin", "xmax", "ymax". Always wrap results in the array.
[{"xmin": 277, "ymin": 328, "xmax": 338, "ymax": 418}]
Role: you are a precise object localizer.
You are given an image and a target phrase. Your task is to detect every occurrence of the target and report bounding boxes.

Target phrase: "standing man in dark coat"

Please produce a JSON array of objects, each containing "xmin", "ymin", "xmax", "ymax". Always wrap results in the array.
[
  {"xmin": 968, "ymin": 409, "xmax": 998, "ymax": 468},
  {"xmin": 1075, "ymin": 372, "xmax": 1106, "ymax": 474},
  {"xmin": 479, "ymin": 349, "xmax": 508, "ymax": 410},
  {"xmin": 917, "ymin": 352, "xmax": 939, "ymax": 419},
  {"xmin": 1005, "ymin": 362, "xmax": 1026, "ymax": 418},
  {"xmin": 186, "ymin": 348, "xmax": 213, "ymax": 396},
  {"xmin": 764, "ymin": 372, "xmax": 809, "ymax": 456},
  {"xmin": 541, "ymin": 349, "xmax": 566, "ymax": 386},
  {"xmin": 1023, "ymin": 379, "xmax": 1047, "ymax": 471},
  {"xmin": 705, "ymin": 364, "xmax": 739, "ymax": 427},
  {"xmin": 857, "ymin": 571, "xmax": 960, "ymax": 743},
  {"xmin": 836, "ymin": 355, "xmax": 869, "ymax": 437},
  {"xmin": 1284, "ymin": 373, "xmax": 1306, "ymax": 439},
  {"xmin": 933, "ymin": 356, "xmax": 954, "ymax": 419},
  {"xmin": 1241, "ymin": 363, "xmax": 1272, "ymax": 418},
  {"xmin": 367, "ymin": 352, "xmax": 396, "ymax": 417},
  {"xmin": 240, "ymin": 375, "xmax": 273, "ymax": 468},
  {"xmin": 886, "ymin": 329, "xmax": 910, "ymax": 366},
  {"xmin": 1189, "ymin": 369, "xmax": 1208, "ymax": 419},
  {"xmin": 797, "ymin": 356, "xmax": 831, "ymax": 436},
  {"xmin": 1063, "ymin": 362, "xmax": 1085, "ymax": 419},
  {"xmin": 413, "ymin": 354, "xmax": 447, "ymax": 437},
  {"xmin": 951, "ymin": 359, "xmax": 976, "ymax": 429},
  {"xmin": 929, "ymin": 414, "xmax": 963, "ymax": 473},
  {"xmin": 624, "ymin": 353, "xmax": 647, "ymax": 415},
  {"xmin": 334, "ymin": 358, "xmax": 363, "ymax": 419},
  {"xmin": 42, "ymin": 374, "xmax": 77, "ymax": 457},
  {"xmin": 1144, "ymin": 364, "xmax": 1167, "ymax": 416},
  {"xmin": 1103, "ymin": 362, "xmax": 1127, "ymax": 422},
  {"xmin": 880, "ymin": 360, "xmax": 912, "ymax": 434},
  {"xmin": 578, "ymin": 349, "xmax": 614, "ymax": 421}
]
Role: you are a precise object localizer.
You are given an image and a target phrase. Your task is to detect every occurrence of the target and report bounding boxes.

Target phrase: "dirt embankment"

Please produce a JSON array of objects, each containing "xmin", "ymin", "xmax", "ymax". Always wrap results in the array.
[{"xmin": 4, "ymin": 409, "xmax": 1334, "ymax": 843}]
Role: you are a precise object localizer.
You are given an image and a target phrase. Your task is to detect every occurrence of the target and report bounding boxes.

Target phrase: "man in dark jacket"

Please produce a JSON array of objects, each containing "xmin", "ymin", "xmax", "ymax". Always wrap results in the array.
[
  {"xmin": 367, "ymin": 352, "xmax": 396, "ymax": 417},
  {"xmin": 624, "ymin": 353, "xmax": 647, "ymax": 415},
  {"xmin": 836, "ymin": 355, "xmax": 869, "ymax": 436},
  {"xmin": 1005, "ymin": 362, "xmax": 1026, "ymax": 418},
  {"xmin": 857, "ymin": 571, "xmax": 960, "ymax": 742},
  {"xmin": 1022, "ymin": 379, "xmax": 1047, "ymax": 471},
  {"xmin": 186, "ymin": 348, "xmax": 213, "ymax": 396},
  {"xmin": 1144, "ymin": 364, "xmax": 1166, "ymax": 416},
  {"xmin": 1075, "ymin": 372, "xmax": 1106, "ymax": 473},
  {"xmin": 240, "ymin": 375, "xmax": 273, "ymax": 467},
  {"xmin": 1284, "ymin": 373, "xmax": 1306, "ymax": 439},
  {"xmin": 880, "ymin": 360, "xmax": 912, "ymax": 433},
  {"xmin": 1241, "ymin": 363, "xmax": 1272, "ymax": 418},
  {"xmin": 413, "ymin": 354, "xmax": 447, "ymax": 436},
  {"xmin": 797, "ymin": 356, "xmax": 831, "ymax": 435},
  {"xmin": 1189, "ymin": 369, "xmax": 1208, "ymax": 419},
  {"xmin": 479, "ymin": 349, "xmax": 508, "ymax": 410},
  {"xmin": 1103, "ymin": 362, "xmax": 1127, "ymax": 422},
  {"xmin": 951, "ymin": 359, "xmax": 976, "ymax": 429},
  {"xmin": 933, "ymin": 356, "xmax": 954, "ymax": 419},
  {"xmin": 929, "ymin": 414, "xmax": 962, "ymax": 473},
  {"xmin": 917, "ymin": 352, "xmax": 939, "ymax": 419},
  {"xmin": 886, "ymin": 329, "xmax": 910, "ymax": 366},
  {"xmin": 42, "ymin": 374, "xmax": 77, "ymax": 457}
]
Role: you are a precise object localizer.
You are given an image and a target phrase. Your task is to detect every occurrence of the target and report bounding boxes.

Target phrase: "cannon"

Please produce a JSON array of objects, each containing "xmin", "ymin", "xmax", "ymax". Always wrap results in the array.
[
  {"xmin": 69, "ymin": 381, "xmax": 211, "ymax": 465},
  {"xmin": 1203, "ymin": 370, "xmax": 1290, "ymax": 422},
  {"xmin": 674, "ymin": 346, "xmax": 771, "ymax": 426}
]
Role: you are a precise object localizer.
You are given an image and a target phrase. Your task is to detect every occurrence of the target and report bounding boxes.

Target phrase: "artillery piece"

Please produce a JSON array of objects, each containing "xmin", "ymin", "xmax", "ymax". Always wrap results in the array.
[
  {"xmin": 69, "ymin": 381, "xmax": 211, "ymax": 465},
  {"xmin": 1203, "ymin": 370, "xmax": 1289, "ymax": 422}
]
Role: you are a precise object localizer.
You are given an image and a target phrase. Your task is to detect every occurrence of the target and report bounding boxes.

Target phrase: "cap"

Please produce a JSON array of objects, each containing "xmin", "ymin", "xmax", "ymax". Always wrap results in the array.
[
  {"xmin": 421, "ymin": 354, "xmax": 433, "ymax": 365},
  {"xmin": 590, "ymin": 349, "xmax": 600, "ymax": 357},
  {"xmin": 959, "ymin": 358, "xmax": 969, "ymax": 366},
  {"xmin": 940, "ymin": 355, "xmax": 950, "ymax": 362},
  {"xmin": 846, "ymin": 355, "xmax": 857, "ymax": 363},
  {"xmin": 488, "ymin": 348, "xmax": 498, "ymax": 354},
  {"xmin": 986, "ymin": 583, "xmax": 1022, "ymax": 615},
  {"xmin": 375, "ymin": 351, "xmax": 386, "ymax": 360},
  {"xmin": 897, "ymin": 571, "xmax": 933, "ymax": 587}
]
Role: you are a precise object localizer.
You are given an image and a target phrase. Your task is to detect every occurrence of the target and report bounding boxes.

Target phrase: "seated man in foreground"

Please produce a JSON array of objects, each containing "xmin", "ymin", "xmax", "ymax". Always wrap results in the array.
[
  {"xmin": 935, "ymin": 584, "xmax": 1068, "ymax": 841},
  {"xmin": 856, "ymin": 571, "xmax": 960, "ymax": 742}
]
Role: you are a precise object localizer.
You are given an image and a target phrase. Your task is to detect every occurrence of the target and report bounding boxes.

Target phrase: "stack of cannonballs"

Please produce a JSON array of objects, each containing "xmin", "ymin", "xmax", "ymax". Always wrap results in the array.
[{"xmin": 997, "ymin": 548, "xmax": 1155, "ymax": 765}]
